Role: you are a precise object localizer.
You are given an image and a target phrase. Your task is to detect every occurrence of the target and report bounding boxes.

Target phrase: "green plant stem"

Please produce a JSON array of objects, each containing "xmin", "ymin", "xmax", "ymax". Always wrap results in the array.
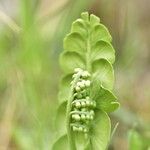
[
  {"xmin": 66, "ymin": 99, "xmax": 76, "ymax": 150},
  {"xmin": 66, "ymin": 73, "xmax": 81, "ymax": 150},
  {"xmin": 86, "ymin": 31, "xmax": 91, "ymax": 72}
]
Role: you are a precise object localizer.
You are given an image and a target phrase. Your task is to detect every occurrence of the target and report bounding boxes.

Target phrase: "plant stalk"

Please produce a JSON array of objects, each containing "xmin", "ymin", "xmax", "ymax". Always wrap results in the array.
[{"xmin": 66, "ymin": 73, "xmax": 81, "ymax": 150}]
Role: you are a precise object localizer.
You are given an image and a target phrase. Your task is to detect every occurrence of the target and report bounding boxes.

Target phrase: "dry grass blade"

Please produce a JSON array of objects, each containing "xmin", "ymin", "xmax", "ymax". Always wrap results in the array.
[{"xmin": 0, "ymin": 9, "xmax": 21, "ymax": 33}]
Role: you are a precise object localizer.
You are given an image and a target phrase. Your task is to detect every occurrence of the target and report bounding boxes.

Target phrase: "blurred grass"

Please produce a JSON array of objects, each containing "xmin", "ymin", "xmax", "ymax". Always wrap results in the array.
[{"xmin": 0, "ymin": 0, "xmax": 150, "ymax": 149}]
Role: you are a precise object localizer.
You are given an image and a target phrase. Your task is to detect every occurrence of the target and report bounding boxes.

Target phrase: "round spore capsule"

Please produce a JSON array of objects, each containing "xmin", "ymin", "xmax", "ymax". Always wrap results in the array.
[
  {"xmin": 81, "ymin": 71, "xmax": 90, "ymax": 78},
  {"xmin": 72, "ymin": 126, "xmax": 78, "ymax": 131},
  {"xmin": 74, "ymin": 68, "xmax": 82, "ymax": 73},
  {"xmin": 86, "ymin": 96, "xmax": 90, "ymax": 100},
  {"xmin": 72, "ymin": 74, "xmax": 77, "ymax": 78},
  {"xmin": 83, "ymin": 128, "xmax": 88, "ymax": 133},
  {"xmin": 78, "ymin": 126, "xmax": 83, "ymax": 132},
  {"xmin": 86, "ymin": 114, "xmax": 90, "ymax": 120},
  {"xmin": 75, "ymin": 86, "xmax": 81, "ymax": 92},
  {"xmin": 90, "ymin": 101, "xmax": 94, "ymax": 107},
  {"xmin": 90, "ymin": 115, "xmax": 94, "ymax": 120},
  {"xmin": 85, "ymin": 100, "xmax": 90, "ymax": 107},
  {"xmin": 85, "ymin": 80, "xmax": 91, "ymax": 87},
  {"xmin": 79, "ymin": 81, "xmax": 85, "ymax": 89},
  {"xmin": 75, "ymin": 101, "xmax": 81, "ymax": 108},
  {"xmin": 90, "ymin": 110, "xmax": 95, "ymax": 116},
  {"xmin": 74, "ymin": 114, "xmax": 80, "ymax": 121},
  {"xmin": 81, "ymin": 114, "xmax": 86, "ymax": 120},
  {"xmin": 81, "ymin": 101, "xmax": 86, "ymax": 107}
]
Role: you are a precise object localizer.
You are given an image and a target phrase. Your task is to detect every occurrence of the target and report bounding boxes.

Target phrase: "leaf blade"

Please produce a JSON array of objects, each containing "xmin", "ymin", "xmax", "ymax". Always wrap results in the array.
[
  {"xmin": 92, "ymin": 59, "xmax": 114, "ymax": 90},
  {"xmin": 91, "ymin": 85, "xmax": 119, "ymax": 112},
  {"xmin": 58, "ymin": 74, "xmax": 72, "ymax": 104},
  {"xmin": 91, "ymin": 24, "xmax": 112, "ymax": 45},
  {"xmin": 60, "ymin": 51, "xmax": 85, "ymax": 73},
  {"xmin": 55, "ymin": 102, "xmax": 67, "ymax": 136},
  {"xmin": 91, "ymin": 40, "xmax": 115, "ymax": 64},
  {"xmin": 64, "ymin": 32, "xmax": 86, "ymax": 53},
  {"xmin": 52, "ymin": 134, "xmax": 69, "ymax": 150},
  {"xmin": 90, "ymin": 110, "xmax": 111, "ymax": 150}
]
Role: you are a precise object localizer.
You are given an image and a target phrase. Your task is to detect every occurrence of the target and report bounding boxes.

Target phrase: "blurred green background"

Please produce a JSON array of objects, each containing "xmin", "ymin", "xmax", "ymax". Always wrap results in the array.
[{"xmin": 0, "ymin": 0, "xmax": 150, "ymax": 149}]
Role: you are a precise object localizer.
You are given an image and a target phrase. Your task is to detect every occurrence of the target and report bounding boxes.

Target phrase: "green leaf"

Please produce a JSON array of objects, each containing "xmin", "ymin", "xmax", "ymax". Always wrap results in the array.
[
  {"xmin": 60, "ymin": 51, "xmax": 85, "ymax": 74},
  {"xmin": 58, "ymin": 12, "xmax": 119, "ymax": 150},
  {"xmin": 81, "ymin": 12, "xmax": 100, "ymax": 27},
  {"xmin": 91, "ymin": 40, "xmax": 115, "ymax": 64},
  {"xmin": 74, "ymin": 133, "xmax": 90, "ymax": 150},
  {"xmin": 71, "ymin": 19, "xmax": 87, "ymax": 38},
  {"xmin": 128, "ymin": 129, "xmax": 144, "ymax": 150},
  {"xmin": 55, "ymin": 101, "xmax": 67, "ymax": 136},
  {"xmin": 52, "ymin": 134, "xmax": 69, "ymax": 150},
  {"xmin": 64, "ymin": 32, "xmax": 86, "ymax": 52},
  {"xmin": 63, "ymin": 12, "xmax": 112, "ymax": 59},
  {"xmin": 89, "ymin": 14, "xmax": 100, "ymax": 26},
  {"xmin": 91, "ymin": 85, "xmax": 119, "ymax": 112},
  {"xmin": 81, "ymin": 12, "xmax": 89, "ymax": 21},
  {"xmin": 58, "ymin": 74, "xmax": 72, "ymax": 104},
  {"xmin": 91, "ymin": 24, "xmax": 112, "ymax": 46},
  {"xmin": 92, "ymin": 59, "xmax": 114, "ymax": 90},
  {"xmin": 90, "ymin": 110, "xmax": 111, "ymax": 150}
]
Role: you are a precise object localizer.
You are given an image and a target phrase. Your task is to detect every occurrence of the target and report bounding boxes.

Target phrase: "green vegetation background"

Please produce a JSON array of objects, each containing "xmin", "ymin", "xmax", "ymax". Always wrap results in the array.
[{"xmin": 0, "ymin": 0, "xmax": 150, "ymax": 149}]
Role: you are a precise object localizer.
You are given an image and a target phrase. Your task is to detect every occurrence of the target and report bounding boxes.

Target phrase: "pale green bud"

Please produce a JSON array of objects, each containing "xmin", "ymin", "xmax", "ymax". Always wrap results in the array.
[
  {"xmin": 77, "ymin": 82, "xmax": 81, "ymax": 87},
  {"xmin": 86, "ymin": 100, "xmax": 90, "ymax": 107},
  {"xmin": 85, "ymin": 80, "xmax": 91, "ymax": 87},
  {"xmin": 78, "ymin": 126, "xmax": 83, "ymax": 132},
  {"xmin": 80, "ymin": 82, "xmax": 85, "ymax": 89},
  {"xmin": 86, "ymin": 114, "xmax": 90, "ymax": 120},
  {"xmin": 90, "ymin": 101, "xmax": 94, "ymax": 107},
  {"xmin": 82, "ymin": 71, "xmax": 91, "ymax": 78},
  {"xmin": 75, "ymin": 86, "xmax": 81, "ymax": 92},
  {"xmin": 86, "ymin": 96, "xmax": 90, "ymax": 100},
  {"xmin": 83, "ymin": 128, "xmax": 88, "ymax": 133},
  {"xmin": 72, "ymin": 74, "xmax": 77, "ymax": 78},
  {"xmin": 75, "ymin": 101, "xmax": 81, "ymax": 108},
  {"xmin": 81, "ymin": 101, "xmax": 86, "ymax": 107},
  {"xmin": 90, "ymin": 110, "xmax": 95, "ymax": 116},
  {"xmin": 74, "ymin": 114, "xmax": 80, "ymax": 121},
  {"xmin": 72, "ymin": 114, "xmax": 76, "ymax": 119},
  {"xmin": 74, "ymin": 68, "xmax": 82, "ymax": 73},
  {"xmin": 72, "ymin": 126, "xmax": 78, "ymax": 131},
  {"xmin": 81, "ymin": 114, "xmax": 86, "ymax": 120},
  {"xmin": 90, "ymin": 115, "xmax": 94, "ymax": 120}
]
